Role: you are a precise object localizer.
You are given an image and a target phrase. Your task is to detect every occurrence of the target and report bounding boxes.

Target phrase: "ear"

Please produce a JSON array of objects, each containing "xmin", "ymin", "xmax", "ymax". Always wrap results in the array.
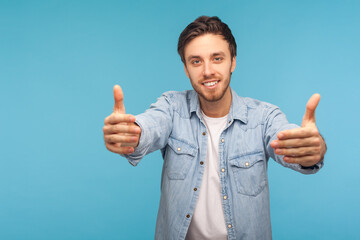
[
  {"xmin": 184, "ymin": 63, "xmax": 190, "ymax": 78},
  {"xmin": 230, "ymin": 56, "xmax": 236, "ymax": 73}
]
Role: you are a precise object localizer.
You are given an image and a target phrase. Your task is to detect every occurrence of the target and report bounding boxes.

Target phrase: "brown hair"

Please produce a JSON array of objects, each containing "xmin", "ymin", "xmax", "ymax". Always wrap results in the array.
[{"xmin": 177, "ymin": 16, "xmax": 237, "ymax": 63}]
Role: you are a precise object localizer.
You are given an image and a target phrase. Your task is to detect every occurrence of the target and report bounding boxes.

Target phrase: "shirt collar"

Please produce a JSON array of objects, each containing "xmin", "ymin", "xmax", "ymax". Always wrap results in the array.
[
  {"xmin": 229, "ymin": 88, "xmax": 248, "ymax": 124},
  {"xmin": 188, "ymin": 88, "xmax": 248, "ymax": 124},
  {"xmin": 189, "ymin": 90, "xmax": 199, "ymax": 114}
]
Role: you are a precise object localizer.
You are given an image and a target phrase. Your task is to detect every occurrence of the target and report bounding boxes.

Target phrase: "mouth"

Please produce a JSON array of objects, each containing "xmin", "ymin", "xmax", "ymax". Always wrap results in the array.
[{"xmin": 202, "ymin": 80, "xmax": 219, "ymax": 89}]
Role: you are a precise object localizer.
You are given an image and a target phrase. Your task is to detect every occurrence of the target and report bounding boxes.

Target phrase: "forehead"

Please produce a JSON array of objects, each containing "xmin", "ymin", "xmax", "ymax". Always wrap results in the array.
[{"xmin": 184, "ymin": 34, "xmax": 230, "ymax": 58}]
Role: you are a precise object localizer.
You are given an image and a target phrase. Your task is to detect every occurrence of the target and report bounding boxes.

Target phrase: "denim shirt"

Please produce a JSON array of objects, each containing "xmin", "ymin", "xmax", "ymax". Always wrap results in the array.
[{"xmin": 124, "ymin": 89, "xmax": 323, "ymax": 240}]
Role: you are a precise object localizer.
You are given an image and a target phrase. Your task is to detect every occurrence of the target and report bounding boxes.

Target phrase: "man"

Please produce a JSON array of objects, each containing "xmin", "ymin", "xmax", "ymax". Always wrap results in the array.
[{"xmin": 103, "ymin": 16, "xmax": 326, "ymax": 240}]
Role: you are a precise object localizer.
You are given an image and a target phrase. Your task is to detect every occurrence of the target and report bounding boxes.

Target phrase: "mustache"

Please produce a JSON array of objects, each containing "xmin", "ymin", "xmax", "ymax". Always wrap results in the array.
[{"xmin": 202, "ymin": 75, "xmax": 220, "ymax": 81}]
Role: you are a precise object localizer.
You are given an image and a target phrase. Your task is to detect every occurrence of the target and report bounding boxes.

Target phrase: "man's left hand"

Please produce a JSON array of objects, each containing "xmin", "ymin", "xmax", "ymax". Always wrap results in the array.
[{"xmin": 270, "ymin": 94, "xmax": 327, "ymax": 167}]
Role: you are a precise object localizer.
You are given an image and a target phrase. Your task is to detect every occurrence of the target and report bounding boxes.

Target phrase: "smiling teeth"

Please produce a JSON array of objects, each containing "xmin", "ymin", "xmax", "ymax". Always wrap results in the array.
[{"xmin": 203, "ymin": 81, "xmax": 218, "ymax": 87}]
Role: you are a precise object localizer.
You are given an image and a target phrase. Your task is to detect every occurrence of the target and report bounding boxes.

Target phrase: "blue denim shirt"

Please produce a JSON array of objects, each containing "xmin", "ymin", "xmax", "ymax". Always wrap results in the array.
[{"xmin": 124, "ymin": 89, "xmax": 323, "ymax": 240}]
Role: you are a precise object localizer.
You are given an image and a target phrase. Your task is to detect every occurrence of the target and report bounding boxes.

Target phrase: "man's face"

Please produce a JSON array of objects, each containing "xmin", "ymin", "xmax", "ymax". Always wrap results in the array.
[{"xmin": 183, "ymin": 34, "xmax": 236, "ymax": 104}]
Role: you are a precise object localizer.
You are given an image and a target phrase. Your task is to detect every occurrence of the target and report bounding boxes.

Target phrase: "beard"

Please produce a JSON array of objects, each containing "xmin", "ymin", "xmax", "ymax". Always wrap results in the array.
[
  {"xmin": 196, "ymin": 83, "xmax": 230, "ymax": 102},
  {"xmin": 190, "ymin": 74, "xmax": 231, "ymax": 103}
]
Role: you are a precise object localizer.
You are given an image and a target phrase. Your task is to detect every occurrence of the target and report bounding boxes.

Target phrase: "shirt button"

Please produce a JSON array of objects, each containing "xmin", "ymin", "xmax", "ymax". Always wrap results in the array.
[
  {"xmin": 193, "ymin": 188, "xmax": 197, "ymax": 191},
  {"xmin": 245, "ymin": 162, "xmax": 249, "ymax": 167},
  {"xmin": 200, "ymin": 161, "xmax": 204, "ymax": 165},
  {"xmin": 177, "ymin": 147, "xmax": 181, "ymax": 151},
  {"xmin": 221, "ymin": 138, "xmax": 224, "ymax": 143},
  {"xmin": 186, "ymin": 214, "xmax": 190, "ymax": 218},
  {"xmin": 228, "ymin": 224, "xmax": 232, "ymax": 229},
  {"xmin": 223, "ymin": 195, "xmax": 227, "ymax": 200},
  {"xmin": 221, "ymin": 168, "xmax": 225, "ymax": 172},
  {"xmin": 202, "ymin": 132, "xmax": 206, "ymax": 136}
]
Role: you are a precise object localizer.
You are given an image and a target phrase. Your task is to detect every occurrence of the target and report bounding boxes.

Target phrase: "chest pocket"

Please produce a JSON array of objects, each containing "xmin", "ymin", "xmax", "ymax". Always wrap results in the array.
[
  {"xmin": 165, "ymin": 137, "xmax": 198, "ymax": 180},
  {"xmin": 229, "ymin": 151, "xmax": 267, "ymax": 196}
]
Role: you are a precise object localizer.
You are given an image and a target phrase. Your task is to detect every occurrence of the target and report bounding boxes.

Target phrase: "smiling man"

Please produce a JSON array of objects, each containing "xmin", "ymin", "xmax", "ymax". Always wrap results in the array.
[
  {"xmin": 103, "ymin": 16, "xmax": 326, "ymax": 240},
  {"xmin": 184, "ymin": 33, "xmax": 235, "ymax": 118}
]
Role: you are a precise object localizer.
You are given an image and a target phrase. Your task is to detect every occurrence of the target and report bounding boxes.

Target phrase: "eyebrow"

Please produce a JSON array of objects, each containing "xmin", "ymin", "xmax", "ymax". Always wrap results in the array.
[
  {"xmin": 187, "ymin": 51, "xmax": 226, "ymax": 62},
  {"xmin": 187, "ymin": 55, "xmax": 200, "ymax": 62},
  {"xmin": 211, "ymin": 51, "xmax": 226, "ymax": 57}
]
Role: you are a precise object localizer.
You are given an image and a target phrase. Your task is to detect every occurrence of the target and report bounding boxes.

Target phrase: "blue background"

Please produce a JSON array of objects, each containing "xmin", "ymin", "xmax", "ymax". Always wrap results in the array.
[{"xmin": 1, "ymin": 0, "xmax": 359, "ymax": 239}]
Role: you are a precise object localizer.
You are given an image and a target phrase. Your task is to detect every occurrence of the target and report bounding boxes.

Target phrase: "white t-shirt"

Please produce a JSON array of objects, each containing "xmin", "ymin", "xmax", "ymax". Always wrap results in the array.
[{"xmin": 185, "ymin": 112, "xmax": 228, "ymax": 240}]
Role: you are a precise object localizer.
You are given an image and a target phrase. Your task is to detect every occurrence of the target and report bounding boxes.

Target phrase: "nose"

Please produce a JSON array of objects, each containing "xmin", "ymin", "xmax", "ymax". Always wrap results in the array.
[{"xmin": 203, "ymin": 61, "xmax": 215, "ymax": 78}]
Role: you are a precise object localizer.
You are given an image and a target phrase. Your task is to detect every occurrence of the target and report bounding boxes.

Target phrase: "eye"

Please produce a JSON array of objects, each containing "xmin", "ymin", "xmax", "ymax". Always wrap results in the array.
[
  {"xmin": 214, "ymin": 57, "xmax": 223, "ymax": 62},
  {"xmin": 191, "ymin": 59, "xmax": 201, "ymax": 65}
]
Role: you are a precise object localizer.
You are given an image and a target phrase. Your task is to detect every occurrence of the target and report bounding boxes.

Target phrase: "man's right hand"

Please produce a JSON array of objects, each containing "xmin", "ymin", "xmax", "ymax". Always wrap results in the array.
[{"xmin": 103, "ymin": 85, "xmax": 141, "ymax": 154}]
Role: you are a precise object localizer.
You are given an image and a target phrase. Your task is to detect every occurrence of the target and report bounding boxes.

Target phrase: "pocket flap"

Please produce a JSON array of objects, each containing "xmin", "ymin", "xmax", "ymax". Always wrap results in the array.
[
  {"xmin": 229, "ymin": 152, "xmax": 263, "ymax": 168},
  {"xmin": 168, "ymin": 137, "xmax": 197, "ymax": 156}
]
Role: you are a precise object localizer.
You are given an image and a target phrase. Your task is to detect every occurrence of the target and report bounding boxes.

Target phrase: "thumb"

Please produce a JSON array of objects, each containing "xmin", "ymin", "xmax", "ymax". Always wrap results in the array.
[
  {"xmin": 113, "ymin": 85, "xmax": 126, "ymax": 113},
  {"xmin": 301, "ymin": 93, "xmax": 320, "ymax": 127}
]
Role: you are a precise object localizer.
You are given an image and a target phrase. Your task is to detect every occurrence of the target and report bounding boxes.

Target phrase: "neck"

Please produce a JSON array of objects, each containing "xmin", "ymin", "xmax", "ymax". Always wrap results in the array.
[{"xmin": 200, "ymin": 87, "xmax": 232, "ymax": 118}]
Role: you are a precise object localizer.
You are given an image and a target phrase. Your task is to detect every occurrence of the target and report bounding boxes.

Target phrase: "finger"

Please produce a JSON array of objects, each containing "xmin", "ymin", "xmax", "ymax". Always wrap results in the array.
[
  {"xmin": 113, "ymin": 85, "xmax": 126, "ymax": 114},
  {"xmin": 104, "ymin": 134, "xmax": 139, "ymax": 144},
  {"xmin": 271, "ymin": 137, "xmax": 321, "ymax": 148},
  {"xmin": 274, "ymin": 146, "xmax": 321, "ymax": 157},
  {"xmin": 283, "ymin": 155, "xmax": 322, "ymax": 167},
  {"xmin": 104, "ymin": 113, "xmax": 136, "ymax": 125},
  {"xmin": 301, "ymin": 93, "xmax": 320, "ymax": 127},
  {"xmin": 277, "ymin": 127, "xmax": 319, "ymax": 140},
  {"xmin": 105, "ymin": 143, "xmax": 134, "ymax": 155},
  {"xmin": 120, "ymin": 141, "xmax": 139, "ymax": 147},
  {"xmin": 103, "ymin": 124, "xmax": 141, "ymax": 135}
]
